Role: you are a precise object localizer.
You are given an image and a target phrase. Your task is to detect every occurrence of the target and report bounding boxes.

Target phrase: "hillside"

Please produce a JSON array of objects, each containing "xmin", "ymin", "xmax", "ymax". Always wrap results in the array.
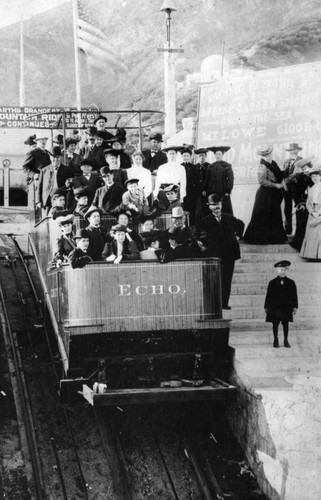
[{"xmin": 1, "ymin": 0, "xmax": 321, "ymax": 128}]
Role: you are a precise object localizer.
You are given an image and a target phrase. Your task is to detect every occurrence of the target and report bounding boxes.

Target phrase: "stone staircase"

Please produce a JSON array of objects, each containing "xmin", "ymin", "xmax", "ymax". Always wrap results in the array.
[{"xmin": 224, "ymin": 243, "xmax": 321, "ymax": 389}]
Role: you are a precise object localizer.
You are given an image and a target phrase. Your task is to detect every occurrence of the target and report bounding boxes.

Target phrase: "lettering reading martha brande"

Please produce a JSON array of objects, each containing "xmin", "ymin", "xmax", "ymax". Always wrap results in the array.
[
  {"xmin": 118, "ymin": 284, "xmax": 182, "ymax": 296},
  {"xmin": 197, "ymin": 62, "xmax": 321, "ymax": 179}
]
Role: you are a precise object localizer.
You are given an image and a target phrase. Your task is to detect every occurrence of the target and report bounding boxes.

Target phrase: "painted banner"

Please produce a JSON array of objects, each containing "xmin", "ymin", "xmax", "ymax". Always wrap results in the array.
[
  {"xmin": 0, "ymin": 106, "xmax": 97, "ymax": 129},
  {"xmin": 197, "ymin": 61, "xmax": 321, "ymax": 181}
]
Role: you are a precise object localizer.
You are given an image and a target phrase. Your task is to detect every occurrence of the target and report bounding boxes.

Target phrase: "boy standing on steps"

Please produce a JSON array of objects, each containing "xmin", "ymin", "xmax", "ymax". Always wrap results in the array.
[{"xmin": 264, "ymin": 260, "xmax": 298, "ymax": 348}]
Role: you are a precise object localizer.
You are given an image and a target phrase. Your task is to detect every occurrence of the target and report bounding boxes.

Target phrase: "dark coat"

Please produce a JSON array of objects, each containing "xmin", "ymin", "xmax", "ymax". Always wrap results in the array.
[
  {"xmin": 22, "ymin": 147, "xmax": 51, "ymax": 175},
  {"xmin": 102, "ymin": 238, "xmax": 139, "ymax": 260},
  {"xmin": 86, "ymin": 225, "xmax": 110, "ymax": 261},
  {"xmin": 119, "ymin": 151, "xmax": 132, "ymax": 169},
  {"xmin": 93, "ymin": 183, "xmax": 125, "ymax": 214},
  {"xmin": 71, "ymin": 172, "xmax": 104, "ymax": 205},
  {"xmin": 203, "ymin": 161, "xmax": 234, "ymax": 195},
  {"xmin": 87, "ymin": 145, "xmax": 106, "ymax": 170},
  {"xmin": 64, "ymin": 153, "xmax": 83, "ymax": 176},
  {"xmin": 199, "ymin": 213, "xmax": 244, "ymax": 261},
  {"xmin": 264, "ymin": 276, "xmax": 298, "ymax": 322},
  {"xmin": 53, "ymin": 234, "xmax": 76, "ymax": 262},
  {"xmin": 69, "ymin": 248, "xmax": 93, "ymax": 269},
  {"xmin": 143, "ymin": 149, "xmax": 168, "ymax": 173},
  {"xmin": 36, "ymin": 164, "xmax": 74, "ymax": 207}
]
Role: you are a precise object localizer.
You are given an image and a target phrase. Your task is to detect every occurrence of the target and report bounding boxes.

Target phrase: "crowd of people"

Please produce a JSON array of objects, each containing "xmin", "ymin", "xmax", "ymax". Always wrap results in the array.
[{"xmin": 21, "ymin": 116, "xmax": 320, "ymax": 312}]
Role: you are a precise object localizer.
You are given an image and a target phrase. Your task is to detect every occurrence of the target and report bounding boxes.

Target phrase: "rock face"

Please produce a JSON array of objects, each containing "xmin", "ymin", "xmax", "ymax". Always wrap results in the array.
[{"xmin": 227, "ymin": 243, "xmax": 321, "ymax": 500}]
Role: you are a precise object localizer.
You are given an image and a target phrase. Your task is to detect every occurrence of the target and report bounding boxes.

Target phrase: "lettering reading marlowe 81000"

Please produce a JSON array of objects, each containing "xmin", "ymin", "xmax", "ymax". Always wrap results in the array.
[{"xmin": 118, "ymin": 284, "xmax": 183, "ymax": 296}]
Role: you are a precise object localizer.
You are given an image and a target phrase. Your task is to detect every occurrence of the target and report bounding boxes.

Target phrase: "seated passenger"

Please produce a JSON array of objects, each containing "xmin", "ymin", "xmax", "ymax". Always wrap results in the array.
[
  {"xmin": 169, "ymin": 206, "xmax": 193, "ymax": 242},
  {"xmin": 139, "ymin": 213, "xmax": 167, "ymax": 249},
  {"xmin": 103, "ymin": 149, "xmax": 127, "ymax": 188},
  {"xmin": 84, "ymin": 206, "xmax": 110, "ymax": 261},
  {"xmin": 140, "ymin": 231, "xmax": 161, "ymax": 260},
  {"xmin": 64, "ymin": 137, "xmax": 82, "ymax": 176},
  {"xmin": 111, "ymin": 137, "xmax": 131, "ymax": 169},
  {"xmin": 49, "ymin": 189, "xmax": 67, "ymax": 217},
  {"xmin": 161, "ymin": 184, "xmax": 182, "ymax": 213},
  {"xmin": 102, "ymin": 224, "xmax": 139, "ymax": 263},
  {"xmin": 116, "ymin": 210, "xmax": 144, "ymax": 251},
  {"xmin": 86, "ymin": 130, "xmax": 106, "ymax": 170},
  {"xmin": 127, "ymin": 151, "xmax": 153, "ymax": 198},
  {"xmin": 93, "ymin": 167, "xmax": 125, "ymax": 214},
  {"xmin": 69, "ymin": 229, "xmax": 93, "ymax": 269},
  {"xmin": 80, "ymin": 126, "xmax": 97, "ymax": 158},
  {"xmin": 71, "ymin": 159, "xmax": 103, "ymax": 206},
  {"xmin": 121, "ymin": 178, "xmax": 148, "ymax": 217},
  {"xmin": 52, "ymin": 211, "xmax": 76, "ymax": 266},
  {"xmin": 73, "ymin": 186, "xmax": 90, "ymax": 216},
  {"xmin": 159, "ymin": 227, "xmax": 196, "ymax": 262}
]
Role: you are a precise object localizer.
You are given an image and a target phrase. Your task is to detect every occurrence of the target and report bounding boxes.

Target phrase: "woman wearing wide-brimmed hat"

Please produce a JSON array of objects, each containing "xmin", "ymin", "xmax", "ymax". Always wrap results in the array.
[
  {"xmin": 243, "ymin": 145, "xmax": 287, "ymax": 244},
  {"xmin": 300, "ymin": 166, "xmax": 321, "ymax": 260}
]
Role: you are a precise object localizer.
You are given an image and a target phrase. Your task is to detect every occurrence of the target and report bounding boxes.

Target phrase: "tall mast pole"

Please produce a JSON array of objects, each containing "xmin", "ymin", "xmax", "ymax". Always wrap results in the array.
[
  {"xmin": 19, "ymin": 15, "xmax": 25, "ymax": 106},
  {"xmin": 72, "ymin": 0, "xmax": 82, "ymax": 126}
]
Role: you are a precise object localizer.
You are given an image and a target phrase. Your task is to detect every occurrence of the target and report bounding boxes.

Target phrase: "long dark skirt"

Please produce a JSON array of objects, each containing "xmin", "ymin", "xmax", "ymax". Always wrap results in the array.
[{"xmin": 244, "ymin": 186, "xmax": 287, "ymax": 244}]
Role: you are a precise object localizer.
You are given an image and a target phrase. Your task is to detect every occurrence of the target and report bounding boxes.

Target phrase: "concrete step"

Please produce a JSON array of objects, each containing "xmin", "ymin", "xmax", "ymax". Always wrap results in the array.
[
  {"xmin": 224, "ymin": 305, "xmax": 320, "ymax": 320},
  {"xmin": 229, "ymin": 329, "xmax": 321, "ymax": 347},
  {"xmin": 231, "ymin": 272, "xmax": 321, "ymax": 286},
  {"xmin": 226, "ymin": 317, "xmax": 321, "ymax": 332},
  {"xmin": 235, "ymin": 262, "xmax": 321, "ymax": 273},
  {"xmin": 239, "ymin": 252, "xmax": 304, "ymax": 263},
  {"xmin": 231, "ymin": 282, "xmax": 321, "ymax": 294},
  {"xmin": 236, "ymin": 356, "xmax": 320, "ymax": 376},
  {"xmin": 229, "ymin": 293, "xmax": 320, "ymax": 307},
  {"xmin": 233, "ymin": 344, "xmax": 319, "ymax": 359},
  {"xmin": 239, "ymin": 243, "xmax": 297, "ymax": 253}
]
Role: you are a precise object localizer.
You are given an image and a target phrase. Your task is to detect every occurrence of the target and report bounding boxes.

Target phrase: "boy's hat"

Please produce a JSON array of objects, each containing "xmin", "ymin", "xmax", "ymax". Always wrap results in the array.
[
  {"xmin": 52, "ymin": 210, "xmax": 74, "ymax": 225},
  {"xmin": 171, "ymin": 206, "xmax": 185, "ymax": 218},
  {"xmin": 93, "ymin": 114, "xmax": 107, "ymax": 124},
  {"xmin": 74, "ymin": 228, "xmax": 90, "ymax": 240},
  {"xmin": 207, "ymin": 193, "xmax": 222, "ymax": 204},
  {"xmin": 274, "ymin": 260, "xmax": 291, "ymax": 268},
  {"xmin": 74, "ymin": 186, "xmax": 90, "ymax": 198},
  {"xmin": 125, "ymin": 178, "xmax": 139, "ymax": 187},
  {"xmin": 100, "ymin": 166, "xmax": 113, "ymax": 176},
  {"xmin": 104, "ymin": 148, "xmax": 121, "ymax": 157},
  {"xmin": 80, "ymin": 159, "xmax": 95, "ymax": 169},
  {"xmin": 84, "ymin": 205, "xmax": 102, "ymax": 220},
  {"xmin": 164, "ymin": 184, "xmax": 179, "ymax": 193},
  {"xmin": 24, "ymin": 134, "xmax": 36, "ymax": 146},
  {"xmin": 111, "ymin": 224, "xmax": 128, "ymax": 233}
]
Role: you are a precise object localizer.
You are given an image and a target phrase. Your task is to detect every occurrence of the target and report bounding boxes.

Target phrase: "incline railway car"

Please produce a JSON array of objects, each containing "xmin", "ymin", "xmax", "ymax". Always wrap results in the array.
[{"xmin": 30, "ymin": 215, "xmax": 235, "ymax": 406}]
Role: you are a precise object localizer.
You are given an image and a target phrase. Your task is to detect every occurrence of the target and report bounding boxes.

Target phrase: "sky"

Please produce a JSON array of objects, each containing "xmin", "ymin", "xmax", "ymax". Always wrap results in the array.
[{"xmin": 0, "ymin": 0, "xmax": 68, "ymax": 28}]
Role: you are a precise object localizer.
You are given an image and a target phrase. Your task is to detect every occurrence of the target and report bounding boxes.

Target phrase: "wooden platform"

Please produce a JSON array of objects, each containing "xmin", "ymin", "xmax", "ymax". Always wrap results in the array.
[{"xmin": 81, "ymin": 380, "xmax": 236, "ymax": 406}]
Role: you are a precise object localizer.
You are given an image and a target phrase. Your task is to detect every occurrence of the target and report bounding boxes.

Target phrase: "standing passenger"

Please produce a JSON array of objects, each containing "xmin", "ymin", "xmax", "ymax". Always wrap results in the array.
[
  {"xmin": 205, "ymin": 146, "xmax": 234, "ymax": 215},
  {"xmin": 154, "ymin": 146, "xmax": 186, "ymax": 210},
  {"xmin": 85, "ymin": 206, "xmax": 110, "ymax": 261},
  {"xmin": 282, "ymin": 142, "xmax": 303, "ymax": 235},
  {"xmin": 69, "ymin": 229, "xmax": 93, "ymax": 269}
]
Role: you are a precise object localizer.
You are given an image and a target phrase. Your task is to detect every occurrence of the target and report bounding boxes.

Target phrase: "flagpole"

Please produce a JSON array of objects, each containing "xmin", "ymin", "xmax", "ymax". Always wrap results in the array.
[
  {"xmin": 72, "ymin": 0, "xmax": 81, "ymax": 126},
  {"xmin": 19, "ymin": 15, "xmax": 25, "ymax": 106}
]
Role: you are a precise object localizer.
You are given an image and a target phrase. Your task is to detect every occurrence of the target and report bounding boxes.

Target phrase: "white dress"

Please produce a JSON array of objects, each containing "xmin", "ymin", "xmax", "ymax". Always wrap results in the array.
[
  {"xmin": 153, "ymin": 161, "xmax": 187, "ymax": 201},
  {"xmin": 300, "ymin": 182, "xmax": 321, "ymax": 259}
]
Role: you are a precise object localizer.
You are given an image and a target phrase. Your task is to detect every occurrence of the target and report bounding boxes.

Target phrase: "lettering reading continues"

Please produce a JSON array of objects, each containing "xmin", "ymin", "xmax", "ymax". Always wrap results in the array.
[{"xmin": 118, "ymin": 284, "xmax": 182, "ymax": 296}]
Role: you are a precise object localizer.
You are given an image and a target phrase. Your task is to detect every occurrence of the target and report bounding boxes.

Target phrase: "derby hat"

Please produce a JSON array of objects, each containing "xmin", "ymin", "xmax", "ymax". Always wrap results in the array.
[
  {"xmin": 84, "ymin": 205, "xmax": 102, "ymax": 220},
  {"xmin": 93, "ymin": 114, "xmax": 107, "ymax": 124},
  {"xmin": 125, "ymin": 178, "xmax": 139, "ymax": 187},
  {"xmin": 73, "ymin": 186, "xmax": 90, "ymax": 198},
  {"xmin": 285, "ymin": 143, "xmax": 302, "ymax": 151},
  {"xmin": 80, "ymin": 159, "xmax": 95, "ymax": 169},
  {"xmin": 74, "ymin": 228, "xmax": 90, "ymax": 240},
  {"xmin": 52, "ymin": 210, "xmax": 74, "ymax": 225},
  {"xmin": 274, "ymin": 260, "xmax": 291, "ymax": 268},
  {"xmin": 207, "ymin": 146, "xmax": 230, "ymax": 154},
  {"xmin": 194, "ymin": 148, "xmax": 208, "ymax": 155},
  {"xmin": 149, "ymin": 132, "xmax": 163, "ymax": 142},
  {"xmin": 50, "ymin": 146, "xmax": 62, "ymax": 157},
  {"xmin": 24, "ymin": 134, "xmax": 36, "ymax": 146},
  {"xmin": 111, "ymin": 224, "xmax": 128, "ymax": 233},
  {"xmin": 256, "ymin": 144, "xmax": 273, "ymax": 157},
  {"xmin": 171, "ymin": 206, "xmax": 185, "ymax": 218},
  {"xmin": 207, "ymin": 193, "xmax": 223, "ymax": 204}
]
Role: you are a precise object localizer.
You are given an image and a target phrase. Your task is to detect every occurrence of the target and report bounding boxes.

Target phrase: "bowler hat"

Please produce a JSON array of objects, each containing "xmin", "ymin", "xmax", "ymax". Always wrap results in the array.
[
  {"xmin": 125, "ymin": 178, "xmax": 139, "ymax": 187},
  {"xmin": 93, "ymin": 114, "xmax": 107, "ymax": 124},
  {"xmin": 24, "ymin": 134, "xmax": 36, "ymax": 146},
  {"xmin": 149, "ymin": 132, "xmax": 163, "ymax": 142},
  {"xmin": 207, "ymin": 146, "xmax": 230, "ymax": 154},
  {"xmin": 171, "ymin": 206, "xmax": 185, "ymax": 218},
  {"xmin": 194, "ymin": 148, "xmax": 208, "ymax": 155},
  {"xmin": 52, "ymin": 210, "xmax": 74, "ymax": 225},
  {"xmin": 80, "ymin": 159, "xmax": 95, "ymax": 169},
  {"xmin": 74, "ymin": 228, "xmax": 90, "ymax": 240},
  {"xmin": 84, "ymin": 206, "xmax": 102, "ymax": 220},
  {"xmin": 256, "ymin": 144, "xmax": 273, "ymax": 157},
  {"xmin": 207, "ymin": 193, "xmax": 223, "ymax": 204},
  {"xmin": 274, "ymin": 260, "xmax": 291, "ymax": 268},
  {"xmin": 285, "ymin": 143, "xmax": 302, "ymax": 151},
  {"xmin": 73, "ymin": 186, "xmax": 90, "ymax": 198},
  {"xmin": 50, "ymin": 146, "xmax": 62, "ymax": 157},
  {"xmin": 111, "ymin": 224, "xmax": 128, "ymax": 233},
  {"xmin": 104, "ymin": 148, "xmax": 121, "ymax": 157}
]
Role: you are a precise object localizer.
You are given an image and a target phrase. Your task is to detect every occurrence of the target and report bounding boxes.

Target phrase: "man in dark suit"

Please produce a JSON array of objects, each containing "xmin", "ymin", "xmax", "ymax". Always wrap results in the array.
[
  {"xmin": 22, "ymin": 133, "xmax": 51, "ymax": 183},
  {"xmin": 282, "ymin": 142, "xmax": 303, "ymax": 235},
  {"xmin": 143, "ymin": 133, "xmax": 167, "ymax": 174},
  {"xmin": 199, "ymin": 194, "xmax": 244, "ymax": 310},
  {"xmin": 71, "ymin": 159, "xmax": 103, "ymax": 206},
  {"xmin": 36, "ymin": 147, "xmax": 74, "ymax": 213},
  {"xmin": 84, "ymin": 206, "xmax": 110, "ymax": 261},
  {"xmin": 69, "ymin": 229, "xmax": 93, "ymax": 269},
  {"xmin": 93, "ymin": 167, "xmax": 125, "ymax": 214}
]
